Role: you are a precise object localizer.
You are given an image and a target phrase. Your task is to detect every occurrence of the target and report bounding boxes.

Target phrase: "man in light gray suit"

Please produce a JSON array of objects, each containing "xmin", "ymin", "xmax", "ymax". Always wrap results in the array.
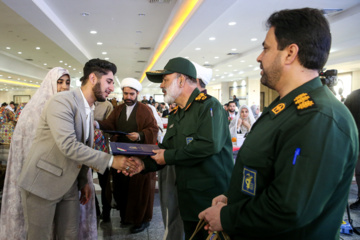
[{"xmin": 18, "ymin": 59, "xmax": 138, "ymax": 240}]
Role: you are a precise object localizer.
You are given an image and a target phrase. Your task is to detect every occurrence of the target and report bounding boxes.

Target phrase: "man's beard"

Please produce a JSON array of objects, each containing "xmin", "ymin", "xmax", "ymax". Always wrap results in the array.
[
  {"xmin": 93, "ymin": 81, "xmax": 105, "ymax": 102},
  {"xmin": 164, "ymin": 78, "xmax": 181, "ymax": 104},
  {"xmin": 260, "ymin": 55, "xmax": 282, "ymax": 90},
  {"xmin": 124, "ymin": 98, "xmax": 137, "ymax": 106},
  {"xmin": 229, "ymin": 108, "xmax": 235, "ymax": 113}
]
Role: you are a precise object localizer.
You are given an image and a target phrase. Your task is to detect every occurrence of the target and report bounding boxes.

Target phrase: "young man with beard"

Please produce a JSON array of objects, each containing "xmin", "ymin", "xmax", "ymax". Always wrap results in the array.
[
  {"xmin": 227, "ymin": 101, "xmax": 239, "ymax": 138},
  {"xmin": 97, "ymin": 77, "xmax": 158, "ymax": 233},
  {"xmin": 18, "ymin": 59, "xmax": 138, "ymax": 239},
  {"xmin": 127, "ymin": 57, "xmax": 234, "ymax": 240},
  {"xmin": 198, "ymin": 8, "xmax": 358, "ymax": 240}
]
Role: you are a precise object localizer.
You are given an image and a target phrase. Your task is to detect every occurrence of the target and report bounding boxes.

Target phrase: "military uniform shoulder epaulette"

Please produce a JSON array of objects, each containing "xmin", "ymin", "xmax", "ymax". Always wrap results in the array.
[
  {"xmin": 194, "ymin": 92, "xmax": 212, "ymax": 103},
  {"xmin": 170, "ymin": 106, "xmax": 179, "ymax": 115},
  {"xmin": 293, "ymin": 93, "xmax": 317, "ymax": 113}
]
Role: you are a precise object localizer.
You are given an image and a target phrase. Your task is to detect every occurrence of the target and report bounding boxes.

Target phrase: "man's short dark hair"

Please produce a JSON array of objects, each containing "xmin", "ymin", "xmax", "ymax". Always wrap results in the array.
[
  {"xmin": 9, "ymin": 101, "xmax": 15, "ymax": 105},
  {"xmin": 266, "ymin": 8, "xmax": 331, "ymax": 71},
  {"xmin": 1, "ymin": 102, "xmax": 7, "ymax": 107},
  {"xmin": 228, "ymin": 101, "xmax": 236, "ymax": 106},
  {"xmin": 80, "ymin": 58, "xmax": 117, "ymax": 86}
]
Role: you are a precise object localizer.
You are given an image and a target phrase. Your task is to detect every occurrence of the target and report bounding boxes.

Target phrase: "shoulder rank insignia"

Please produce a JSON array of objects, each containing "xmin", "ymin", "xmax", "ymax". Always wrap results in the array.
[
  {"xmin": 170, "ymin": 106, "xmax": 179, "ymax": 115},
  {"xmin": 195, "ymin": 92, "xmax": 212, "ymax": 103},
  {"xmin": 294, "ymin": 93, "xmax": 316, "ymax": 111},
  {"xmin": 272, "ymin": 103, "xmax": 285, "ymax": 115}
]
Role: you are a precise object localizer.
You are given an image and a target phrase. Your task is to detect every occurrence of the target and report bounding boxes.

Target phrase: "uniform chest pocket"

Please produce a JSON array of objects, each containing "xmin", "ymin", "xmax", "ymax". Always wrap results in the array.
[
  {"xmin": 182, "ymin": 126, "xmax": 197, "ymax": 145},
  {"xmin": 240, "ymin": 145, "xmax": 273, "ymax": 168}
]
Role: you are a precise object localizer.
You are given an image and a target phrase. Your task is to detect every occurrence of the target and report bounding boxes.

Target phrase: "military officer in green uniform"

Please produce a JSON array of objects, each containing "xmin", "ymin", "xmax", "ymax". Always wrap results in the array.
[
  {"xmin": 128, "ymin": 57, "xmax": 234, "ymax": 239},
  {"xmin": 199, "ymin": 8, "xmax": 358, "ymax": 240}
]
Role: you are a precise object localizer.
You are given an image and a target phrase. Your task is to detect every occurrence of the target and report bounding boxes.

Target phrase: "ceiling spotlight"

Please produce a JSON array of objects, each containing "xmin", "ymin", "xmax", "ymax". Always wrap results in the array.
[
  {"xmin": 209, "ymin": 37, "xmax": 216, "ymax": 41},
  {"xmin": 231, "ymin": 48, "xmax": 237, "ymax": 51},
  {"xmin": 228, "ymin": 22, "xmax": 236, "ymax": 26},
  {"xmin": 214, "ymin": 56, "xmax": 219, "ymax": 59},
  {"xmin": 102, "ymin": 52, "xmax": 107, "ymax": 55},
  {"xmin": 251, "ymin": 38, "xmax": 257, "ymax": 42},
  {"xmin": 59, "ymin": 60, "xmax": 63, "ymax": 63},
  {"xmin": 105, "ymin": 57, "xmax": 109, "ymax": 60},
  {"xmin": 73, "ymin": 68, "xmax": 76, "ymax": 70},
  {"xmin": 6, "ymin": 47, "xmax": 11, "ymax": 50},
  {"xmin": 204, "ymin": 61, "xmax": 209, "ymax": 64},
  {"xmin": 29, "ymin": 80, "xmax": 32, "ymax": 83},
  {"xmin": 228, "ymin": 65, "xmax": 232, "ymax": 67},
  {"xmin": 240, "ymin": 60, "xmax": 245, "ymax": 63},
  {"xmin": 97, "ymin": 42, "xmax": 103, "ymax": 45},
  {"xmin": 18, "ymin": 52, "xmax": 22, "ymax": 54},
  {"xmin": 195, "ymin": 48, "xmax": 201, "ymax": 51},
  {"xmin": 184, "ymin": 56, "xmax": 189, "ymax": 59},
  {"xmin": 7, "ymin": 76, "xmax": 11, "ymax": 79},
  {"xmin": 44, "ymin": 63, "xmax": 47, "ymax": 66},
  {"xmin": 248, "ymin": 65, "xmax": 253, "ymax": 67},
  {"xmin": 215, "ymin": 69, "xmax": 219, "ymax": 71},
  {"xmin": 90, "ymin": 30, "xmax": 97, "ymax": 34},
  {"xmin": 64, "ymin": 63, "xmax": 68, "ymax": 65},
  {"xmin": 36, "ymin": 47, "xmax": 40, "ymax": 50}
]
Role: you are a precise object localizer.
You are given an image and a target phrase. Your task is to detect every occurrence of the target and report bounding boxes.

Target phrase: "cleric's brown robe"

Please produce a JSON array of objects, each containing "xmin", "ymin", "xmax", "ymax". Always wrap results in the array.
[{"xmin": 99, "ymin": 102, "xmax": 158, "ymax": 224}]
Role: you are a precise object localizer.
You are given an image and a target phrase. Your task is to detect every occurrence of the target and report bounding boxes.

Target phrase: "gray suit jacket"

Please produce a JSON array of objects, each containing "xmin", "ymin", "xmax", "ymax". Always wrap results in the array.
[{"xmin": 18, "ymin": 88, "xmax": 112, "ymax": 201}]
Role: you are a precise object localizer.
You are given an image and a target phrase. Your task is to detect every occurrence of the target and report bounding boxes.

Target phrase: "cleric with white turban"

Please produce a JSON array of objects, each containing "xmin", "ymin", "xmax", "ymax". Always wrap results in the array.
[{"xmin": 191, "ymin": 61, "xmax": 213, "ymax": 93}]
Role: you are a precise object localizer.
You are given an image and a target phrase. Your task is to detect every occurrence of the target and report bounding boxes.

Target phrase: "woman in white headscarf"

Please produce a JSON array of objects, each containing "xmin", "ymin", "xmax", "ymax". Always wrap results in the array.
[
  {"xmin": 237, "ymin": 105, "xmax": 256, "ymax": 134},
  {"xmin": 0, "ymin": 67, "xmax": 98, "ymax": 240}
]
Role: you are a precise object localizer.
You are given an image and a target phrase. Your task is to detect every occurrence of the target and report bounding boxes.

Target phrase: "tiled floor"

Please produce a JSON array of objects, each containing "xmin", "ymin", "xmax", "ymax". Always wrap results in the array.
[{"xmin": 2, "ymin": 143, "xmax": 360, "ymax": 239}]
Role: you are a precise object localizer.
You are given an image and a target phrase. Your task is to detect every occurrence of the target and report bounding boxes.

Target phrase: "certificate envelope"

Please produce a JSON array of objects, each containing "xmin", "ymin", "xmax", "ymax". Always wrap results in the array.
[{"xmin": 110, "ymin": 142, "xmax": 160, "ymax": 156}]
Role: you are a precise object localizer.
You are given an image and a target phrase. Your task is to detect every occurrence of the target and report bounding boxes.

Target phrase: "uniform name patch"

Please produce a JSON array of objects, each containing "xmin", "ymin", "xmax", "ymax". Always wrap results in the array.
[
  {"xmin": 186, "ymin": 137, "xmax": 193, "ymax": 145},
  {"xmin": 272, "ymin": 103, "xmax": 285, "ymax": 115},
  {"xmin": 242, "ymin": 166, "xmax": 256, "ymax": 196}
]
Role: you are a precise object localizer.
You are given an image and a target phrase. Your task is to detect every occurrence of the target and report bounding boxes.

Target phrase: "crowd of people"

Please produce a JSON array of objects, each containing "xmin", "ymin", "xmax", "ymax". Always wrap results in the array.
[{"xmin": 0, "ymin": 7, "xmax": 358, "ymax": 240}]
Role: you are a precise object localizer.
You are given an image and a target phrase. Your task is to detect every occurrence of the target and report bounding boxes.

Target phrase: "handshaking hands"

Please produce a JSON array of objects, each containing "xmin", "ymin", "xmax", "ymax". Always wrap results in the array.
[{"xmin": 111, "ymin": 155, "xmax": 143, "ymax": 176}]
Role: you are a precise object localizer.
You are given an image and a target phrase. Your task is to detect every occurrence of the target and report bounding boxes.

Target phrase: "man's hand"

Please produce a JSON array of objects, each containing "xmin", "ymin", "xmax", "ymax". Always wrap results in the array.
[
  {"xmin": 151, "ymin": 149, "xmax": 166, "ymax": 165},
  {"xmin": 122, "ymin": 156, "xmax": 145, "ymax": 177},
  {"xmin": 80, "ymin": 183, "xmax": 91, "ymax": 205},
  {"xmin": 211, "ymin": 194, "xmax": 228, "ymax": 206},
  {"xmin": 112, "ymin": 155, "xmax": 139, "ymax": 173},
  {"xmin": 198, "ymin": 202, "xmax": 226, "ymax": 232},
  {"xmin": 126, "ymin": 132, "xmax": 140, "ymax": 142}
]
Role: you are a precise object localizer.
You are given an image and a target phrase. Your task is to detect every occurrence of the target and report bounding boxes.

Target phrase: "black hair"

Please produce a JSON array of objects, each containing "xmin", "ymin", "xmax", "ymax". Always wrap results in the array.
[
  {"xmin": 80, "ymin": 58, "xmax": 117, "ymax": 86},
  {"xmin": 228, "ymin": 101, "xmax": 236, "ymax": 105},
  {"xmin": 1, "ymin": 102, "xmax": 7, "ymax": 107},
  {"xmin": 266, "ymin": 8, "xmax": 331, "ymax": 71}
]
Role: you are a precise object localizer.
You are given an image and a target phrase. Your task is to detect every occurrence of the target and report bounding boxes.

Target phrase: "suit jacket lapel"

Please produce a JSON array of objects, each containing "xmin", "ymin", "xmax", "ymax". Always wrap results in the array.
[{"xmin": 74, "ymin": 88, "xmax": 87, "ymax": 143}]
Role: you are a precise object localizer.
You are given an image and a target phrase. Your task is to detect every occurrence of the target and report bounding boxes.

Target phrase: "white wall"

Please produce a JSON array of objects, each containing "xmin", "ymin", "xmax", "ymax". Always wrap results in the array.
[{"xmin": 0, "ymin": 88, "xmax": 37, "ymax": 104}]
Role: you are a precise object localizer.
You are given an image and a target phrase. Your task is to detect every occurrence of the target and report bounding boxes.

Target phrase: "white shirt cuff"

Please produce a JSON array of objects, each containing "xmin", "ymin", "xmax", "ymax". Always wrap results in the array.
[
  {"xmin": 95, "ymin": 120, "xmax": 100, "ymax": 129},
  {"xmin": 108, "ymin": 156, "xmax": 113, "ymax": 168}
]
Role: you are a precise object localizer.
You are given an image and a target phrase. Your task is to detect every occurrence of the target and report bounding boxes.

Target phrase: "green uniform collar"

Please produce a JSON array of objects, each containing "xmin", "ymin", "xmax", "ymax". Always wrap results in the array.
[{"xmin": 264, "ymin": 77, "xmax": 322, "ymax": 119}]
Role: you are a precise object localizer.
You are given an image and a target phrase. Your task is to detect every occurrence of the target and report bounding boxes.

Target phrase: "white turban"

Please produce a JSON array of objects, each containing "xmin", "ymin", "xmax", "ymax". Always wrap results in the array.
[
  {"xmin": 121, "ymin": 77, "xmax": 142, "ymax": 92},
  {"xmin": 191, "ymin": 61, "xmax": 213, "ymax": 85}
]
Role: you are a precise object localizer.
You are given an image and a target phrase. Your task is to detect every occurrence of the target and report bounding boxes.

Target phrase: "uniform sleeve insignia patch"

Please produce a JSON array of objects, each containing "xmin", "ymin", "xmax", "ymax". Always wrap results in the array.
[
  {"xmin": 186, "ymin": 137, "xmax": 193, "ymax": 145},
  {"xmin": 242, "ymin": 166, "xmax": 256, "ymax": 196},
  {"xmin": 271, "ymin": 103, "xmax": 285, "ymax": 115},
  {"xmin": 195, "ymin": 92, "xmax": 212, "ymax": 102},
  {"xmin": 294, "ymin": 93, "xmax": 316, "ymax": 110}
]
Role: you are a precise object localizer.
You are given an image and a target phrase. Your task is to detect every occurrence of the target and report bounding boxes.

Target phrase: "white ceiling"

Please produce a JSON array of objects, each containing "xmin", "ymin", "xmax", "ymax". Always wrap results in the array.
[{"xmin": 0, "ymin": 0, "xmax": 360, "ymax": 93}]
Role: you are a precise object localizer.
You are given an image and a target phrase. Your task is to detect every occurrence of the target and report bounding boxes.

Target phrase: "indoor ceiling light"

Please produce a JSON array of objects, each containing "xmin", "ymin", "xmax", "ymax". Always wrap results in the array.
[
  {"xmin": 195, "ymin": 47, "xmax": 201, "ymax": 50},
  {"xmin": 36, "ymin": 47, "xmax": 40, "ymax": 50},
  {"xmin": 251, "ymin": 38, "xmax": 257, "ymax": 42},
  {"xmin": 6, "ymin": 47, "xmax": 11, "ymax": 50},
  {"xmin": 214, "ymin": 56, "xmax": 219, "ymax": 59},
  {"xmin": 105, "ymin": 58, "xmax": 109, "ymax": 60},
  {"xmin": 231, "ymin": 48, "xmax": 237, "ymax": 51},
  {"xmin": 97, "ymin": 42, "xmax": 103, "ymax": 45},
  {"xmin": 18, "ymin": 52, "xmax": 22, "ymax": 54},
  {"xmin": 90, "ymin": 30, "xmax": 97, "ymax": 34},
  {"xmin": 0, "ymin": 79, "xmax": 40, "ymax": 88},
  {"xmin": 102, "ymin": 52, "xmax": 107, "ymax": 55},
  {"xmin": 139, "ymin": 0, "xmax": 203, "ymax": 82},
  {"xmin": 209, "ymin": 37, "xmax": 216, "ymax": 41},
  {"xmin": 64, "ymin": 63, "xmax": 68, "ymax": 65},
  {"xmin": 228, "ymin": 22, "xmax": 236, "ymax": 26},
  {"xmin": 44, "ymin": 63, "xmax": 47, "ymax": 65}
]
